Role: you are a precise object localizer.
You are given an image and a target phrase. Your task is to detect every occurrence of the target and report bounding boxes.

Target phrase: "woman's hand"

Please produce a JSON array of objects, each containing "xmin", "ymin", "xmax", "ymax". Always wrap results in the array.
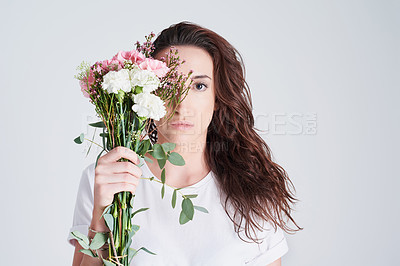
[
  {"xmin": 74, "ymin": 146, "xmax": 143, "ymax": 266},
  {"xmin": 93, "ymin": 146, "xmax": 143, "ymax": 214}
]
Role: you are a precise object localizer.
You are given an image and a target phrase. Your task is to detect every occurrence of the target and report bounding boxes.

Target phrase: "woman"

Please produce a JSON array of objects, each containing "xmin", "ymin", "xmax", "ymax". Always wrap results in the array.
[{"xmin": 69, "ymin": 21, "xmax": 302, "ymax": 266}]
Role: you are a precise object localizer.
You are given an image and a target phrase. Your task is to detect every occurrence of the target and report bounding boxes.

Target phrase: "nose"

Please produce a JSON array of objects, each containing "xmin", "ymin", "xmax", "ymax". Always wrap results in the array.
[{"xmin": 172, "ymin": 89, "xmax": 194, "ymax": 117}]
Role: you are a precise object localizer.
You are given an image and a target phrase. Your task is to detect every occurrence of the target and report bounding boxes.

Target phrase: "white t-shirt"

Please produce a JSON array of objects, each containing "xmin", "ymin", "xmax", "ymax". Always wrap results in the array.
[{"xmin": 67, "ymin": 158, "xmax": 289, "ymax": 266}]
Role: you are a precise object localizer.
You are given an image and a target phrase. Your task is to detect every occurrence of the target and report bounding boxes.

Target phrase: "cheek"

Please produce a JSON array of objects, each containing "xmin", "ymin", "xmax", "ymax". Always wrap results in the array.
[{"xmin": 199, "ymin": 102, "xmax": 215, "ymax": 127}]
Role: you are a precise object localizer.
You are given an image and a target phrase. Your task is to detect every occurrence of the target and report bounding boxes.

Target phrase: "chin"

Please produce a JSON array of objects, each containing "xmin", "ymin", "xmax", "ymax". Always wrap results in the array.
[{"xmin": 160, "ymin": 134, "xmax": 201, "ymax": 147}]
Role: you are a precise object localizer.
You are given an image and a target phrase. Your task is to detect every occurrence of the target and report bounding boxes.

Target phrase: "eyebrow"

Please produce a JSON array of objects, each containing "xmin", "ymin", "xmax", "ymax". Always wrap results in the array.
[{"xmin": 191, "ymin": 75, "xmax": 212, "ymax": 80}]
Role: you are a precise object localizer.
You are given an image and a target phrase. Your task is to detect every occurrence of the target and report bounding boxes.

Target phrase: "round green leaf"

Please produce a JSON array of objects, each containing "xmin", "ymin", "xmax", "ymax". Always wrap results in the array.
[
  {"xmin": 138, "ymin": 139, "xmax": 151, "ymax": 156},
  {"xmin": 71, "ymin": 231, "xmax": 89, "ymax": 249},
  {"xmin": 79, "ymin": 249, "xmax": 96, "ymax": 257},
  {"xmin": 102, "ymin": 258, "xmax": 116, "ymax": 266},
  {"xmin": 132, "ymin": 224, "xmax": 140, "ymax": 232},
  {"xmin": 157, "ymin": 158, "xmax": 167, "ymax": 169},
  {"xmin": 182, "ymin": 198, "xmax": 194, "ymax": 220},
  {"xmin": 168, "ymin": 152, "xmax": 185, "ymax": 166},
  {"xmin": 89, "ymin": 232, "xmax": 108, "ymax": 250},
  {"xmin": 179, "ymin": 210, "xmax": 190, "ymax": 225},
  {"xmin": 73, "ymin": 133, "xmax": 84, "ymax": 144},
  {"xmin": 161, "ymin": 142, "xmax": 176, "ymax": 153},
  {"xmin": 103, "ymin": 213, "xmax": 114, "ymax": 232},
  {"xmin": 152, "ymin": 144, "xmax": 167, "ymax": 159}
]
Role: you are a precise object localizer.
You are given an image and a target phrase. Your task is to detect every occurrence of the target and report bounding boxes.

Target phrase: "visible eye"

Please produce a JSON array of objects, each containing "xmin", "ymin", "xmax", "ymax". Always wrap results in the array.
[{"xmin": 193, "ymin": 82, "xmax": 208, "ymax": 91}]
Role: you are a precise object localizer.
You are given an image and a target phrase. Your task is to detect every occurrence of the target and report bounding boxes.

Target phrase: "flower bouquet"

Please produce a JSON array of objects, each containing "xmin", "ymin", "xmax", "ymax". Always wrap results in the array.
[{"xmin": 70, "ymin": 34, "xmax": 209, "ymax": 265}]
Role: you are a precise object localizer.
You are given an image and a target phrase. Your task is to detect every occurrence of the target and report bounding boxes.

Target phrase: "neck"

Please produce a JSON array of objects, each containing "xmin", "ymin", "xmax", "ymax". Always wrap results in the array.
[{"xmin": 144, "ymin": 137, "xmax": 210, "ymax": 188}]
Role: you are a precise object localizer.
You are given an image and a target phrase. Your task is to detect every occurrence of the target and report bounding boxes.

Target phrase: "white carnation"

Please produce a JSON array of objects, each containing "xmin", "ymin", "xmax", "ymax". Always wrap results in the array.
[
  {"xmin": 130, "ymin": 69, "xmax": 160, "ymax": 93},
  {"xmin": 102, "ymin": 69, "xmax": 131, "ymax": 94},
  {"xmin": 132, "ymin": 93, "xmax": 166, "ymax": 120}
]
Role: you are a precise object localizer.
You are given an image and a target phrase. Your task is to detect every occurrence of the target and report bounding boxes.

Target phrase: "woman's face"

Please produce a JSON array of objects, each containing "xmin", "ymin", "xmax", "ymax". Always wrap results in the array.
[{"xmin": 154, "ymin": 45, "xmax": 216, "ymax": 151}]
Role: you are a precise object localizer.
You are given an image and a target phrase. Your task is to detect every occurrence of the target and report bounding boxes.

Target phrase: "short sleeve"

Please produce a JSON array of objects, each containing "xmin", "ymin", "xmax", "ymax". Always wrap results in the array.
[
  {"xmin": 66, "ymin": 163, "xmax": 95, "ymax": 247},
  {"xmin": 245, "ymin": 222, "xmax": 289, "ymax": 265}
]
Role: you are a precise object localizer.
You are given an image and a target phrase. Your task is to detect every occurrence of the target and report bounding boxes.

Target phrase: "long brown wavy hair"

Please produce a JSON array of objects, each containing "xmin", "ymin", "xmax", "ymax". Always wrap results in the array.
[{"xmin": 151, "ymin": 21, "xmax": 303, "ymax": 244}]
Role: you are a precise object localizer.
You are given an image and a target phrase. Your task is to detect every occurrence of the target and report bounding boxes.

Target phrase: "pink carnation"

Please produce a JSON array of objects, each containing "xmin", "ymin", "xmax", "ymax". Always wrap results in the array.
[
  {"xmin": 101, "ymin": 59, "xmax": 122, "ymax": 71},
  {"xmin": 80, "ymin": 70, "xmax": 95, "ymax": 98},
  {"xmin": 139, "ymin": 58, "xmax": 170, "ymax": 78},
  {"xmin": 112, "ymin": 50, "xmax": 146, "ymax": 65}
]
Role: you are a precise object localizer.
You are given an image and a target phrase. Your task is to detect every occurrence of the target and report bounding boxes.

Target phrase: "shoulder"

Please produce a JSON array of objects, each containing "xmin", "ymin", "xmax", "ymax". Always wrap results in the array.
[{"xmin": 241, "ymin": 221, "xmax": 289, "ymax": 265}]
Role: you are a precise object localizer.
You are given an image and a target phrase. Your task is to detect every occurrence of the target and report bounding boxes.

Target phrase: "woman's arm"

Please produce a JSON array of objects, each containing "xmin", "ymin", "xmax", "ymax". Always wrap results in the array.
[
  {"xmin": 72, "ymin": 208, "xmax": 109, "ymax": 266},
  {"xmin": 71, "ymin": 146, "xmax": 142, "ymax": 265},
  {"xmin": 72, "ymin": 241, "xmax": 85, "ymax": 266},
  {"xmin": 267, "ymin": 258, "xmax": 281, "ymax": 266}
]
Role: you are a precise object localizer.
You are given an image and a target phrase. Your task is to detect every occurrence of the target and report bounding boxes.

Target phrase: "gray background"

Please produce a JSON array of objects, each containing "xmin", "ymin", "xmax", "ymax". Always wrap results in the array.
[{"xmin": 0, "ymin": 0, "xmax": 398, "ymax": 265}]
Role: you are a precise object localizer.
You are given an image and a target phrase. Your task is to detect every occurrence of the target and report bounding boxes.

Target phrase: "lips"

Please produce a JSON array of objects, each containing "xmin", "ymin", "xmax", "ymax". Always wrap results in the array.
[
  {"xmin": 170, "ymin": 120, "xmax": 194, "ymax": 126},
  {"xmin": 170, "ymin": 120, "xmax": 194, "ymax": 130}
]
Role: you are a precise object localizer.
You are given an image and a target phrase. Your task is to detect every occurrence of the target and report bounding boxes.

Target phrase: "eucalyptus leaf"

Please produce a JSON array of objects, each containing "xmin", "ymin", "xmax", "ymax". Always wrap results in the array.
[
  {"xmin": 139, "ymin": 247, "xmax": 157, "ymax": 255},
  {"xmin": 101, "ymin": 204, "xmax": 112, "ymax": 219},
  {"xmin": 139, "ymin": 139, "xmax": 151, "ymax": 156},
  {"xmin": 194, "ymin": 205, "xmax": 209, "ymax": 213},
  {"xmin": 99, "ymin": 132, "xmax": 108, "ymax": 138},
  {"xmin": 182, "ymin": 198, "xmax": 194, "ymax": 220},
  {"xmin": 161, "ymin": 184, "xmax": 165, "ymax": 199},
  {"xmin": 89, "ymin": 232, "xmax": 108, "ymax": 250},
  {"xmin": 71, "ymin": 230, "xmax": 88, "ymax": 242},
  {"xmin": 161, "ymin": 142, "xmax": 176, "ymax": 153},
  {"xmin": 128, "ymin": 229, "xmax": 137, "ymax": 239},
  {"xmin": 89, "ymin": 121, "xmax": 106, "ymax": 128},
  {"xmin": 152, "ymin": 144, "xmax": 167, "ymax": 159},
  {"xmin": 157, "ymin": 158, "xmax": 167, "ymax": 169},
  {"xmin": 184, "ymin": 194, "xmax": 198, "ymax": 199},
  {"xmin": 73, "ymin": 133, "xmax": 84, "ymax": 144},
  {"xmin": 79, "ymin": 249, "xmax": 96, "ymax": 258},
  {"xmin": 129, "ymin": 248, "xmax": 138, "ymax": 263},
  {"xmin": 179, "ymin": 210, "xmax": 190, "ymax": 225},
  {"xmin": 132, "ymin": 224, "xmax": 140, "ymax": 232},
  {"xmin": 124, "ymin": 238, "xmax": 133, "ymax": 254},
  {"xmin": 103, "ymin": 213, "xmax": 114, "ymax": 232},
  {"xmin": 168, "ymin": 152, "xmax": 185, "ymax": 166},
  {"xmin": 71, "ymin": 231, "xmax": 89, "ymax": 249},
  {"xmin": 102, "ymin": 258, "xmax": 116, "ymax": 266},
  {"xmin": 172, "ymin": 190, "xmax": 177, "ymax": 208},
  {"xmin": 131, "ymin": 207, "xmax": 149, "ymax": 219},
  {"xmin": 161, "ymin": 168, "xmax": 166, "ymax": 183}
]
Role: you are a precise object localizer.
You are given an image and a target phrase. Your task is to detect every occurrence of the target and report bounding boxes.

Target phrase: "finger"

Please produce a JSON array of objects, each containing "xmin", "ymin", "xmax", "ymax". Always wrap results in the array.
[
  {"xmin": 101, "ymin": 146, "xmax": 140, "ymax": 165},
  {"xmin": 95, "ymin": 161, "xmax": 142, "ymax": 177},
  {"xmin": 105, "ymin": 173, "xmax": 140, "ymax": 186},
  {"xmin": 108, "ymin": 182, "xmax": 138, "ymax": 195},
  {"xmin": 111, "ymin": 162, "xmax": 143, "ymax": 177}
]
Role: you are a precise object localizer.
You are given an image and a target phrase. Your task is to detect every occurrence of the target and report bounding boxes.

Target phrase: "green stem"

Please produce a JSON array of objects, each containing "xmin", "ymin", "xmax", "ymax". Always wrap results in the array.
[
  {"xmin": 83, "ymin": 138, "xmax": 103, "ymax": 149},
  {"xmin": 119, "ymin": 100, "xmax": 126, "ymax": 147}
]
